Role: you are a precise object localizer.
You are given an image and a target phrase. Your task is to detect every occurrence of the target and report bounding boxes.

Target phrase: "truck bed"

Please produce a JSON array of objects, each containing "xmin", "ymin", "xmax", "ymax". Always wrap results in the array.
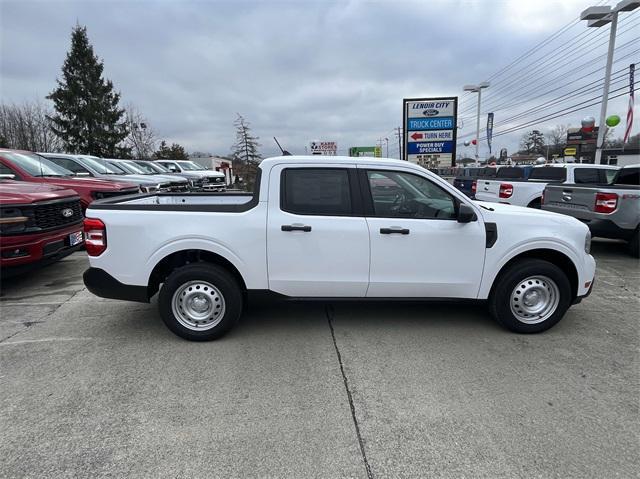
[{"xmin": 89, "ymin": 191, "xmax": 257, "ymax": 212}]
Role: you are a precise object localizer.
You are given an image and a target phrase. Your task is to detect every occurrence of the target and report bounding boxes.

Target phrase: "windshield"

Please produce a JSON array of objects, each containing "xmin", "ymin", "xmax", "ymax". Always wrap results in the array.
[
  {"xmin": 1, "ymin": 151, "xmax": 72, "ymax": 177},
  {"xmin": 176, "ymin": 161, "xmax": 204, "ymax": 171},
  {"xmin": 132, "ymin": 161, "xmax": 159, "ymax": 174},
  {"xmin": 81, "ymin": 157, "xmax": 125, "ymax": 175}
]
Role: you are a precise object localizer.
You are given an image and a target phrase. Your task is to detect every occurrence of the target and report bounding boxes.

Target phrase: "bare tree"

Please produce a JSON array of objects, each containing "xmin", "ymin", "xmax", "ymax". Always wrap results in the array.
[
  {"xmin": 546, "ymin": 124, "xmax": 569, "ymax": 150},
  {"xmin": 122, "ymin": 105, "xmax": 157, "ymax": 159},
  {"xmin": 0, "ymin": 101, "xmax": 63, "ymax": 152}
]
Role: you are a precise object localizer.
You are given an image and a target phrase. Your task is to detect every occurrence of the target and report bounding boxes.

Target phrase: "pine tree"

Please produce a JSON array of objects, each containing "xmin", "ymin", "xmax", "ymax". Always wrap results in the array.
[
  {"xmin": 47, "ymin": 25, "xmax": 128, "ymax": 156},
  {"xmin": 231, "ymin": 114, "xmax": 261, "ymax": 165},
  {"xmin": 153, "ymin": 140, "xmax": 189, "ymax": 161}
]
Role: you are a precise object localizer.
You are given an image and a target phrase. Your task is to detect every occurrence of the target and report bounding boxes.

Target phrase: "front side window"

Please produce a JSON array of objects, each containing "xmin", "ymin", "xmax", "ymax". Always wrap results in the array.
[
  {"xmin": 366, "ymin": 170, "xmax": 456, "ymax": 219},
  {"xmin": 281, "ymin": 168, "xmax": 352, "ymax": 215},
  {"xmin": 0, "ymin": 152, "xmax": 71, "ymax": 177},
  {"xmin": 49, "ymin": 157, "xmax": 90, "ymax": 175}
]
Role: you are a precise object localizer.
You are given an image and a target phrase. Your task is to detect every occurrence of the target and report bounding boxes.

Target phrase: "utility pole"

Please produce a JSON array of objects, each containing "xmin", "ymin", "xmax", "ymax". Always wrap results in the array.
[
  {"xmin": 581, "ymin": 1, "xmax": 638, "ymax": 164},
  {"xmin": 463, "ymin": 82, "xmax": 490, "ymax": 163},
  {"xmin": 394, "ymin": 127, "xmax": 403, "ymax": 160}
]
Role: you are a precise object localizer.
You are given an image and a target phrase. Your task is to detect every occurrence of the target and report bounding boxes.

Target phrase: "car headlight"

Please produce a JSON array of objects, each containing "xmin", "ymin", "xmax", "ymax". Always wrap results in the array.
[
  {"xmin": 0, "ymin": 207, "xmax": 29, "ymax": 235},
  {"xmin": 585, "ymin": 231, "xmax": 592, "ymax": 254}
]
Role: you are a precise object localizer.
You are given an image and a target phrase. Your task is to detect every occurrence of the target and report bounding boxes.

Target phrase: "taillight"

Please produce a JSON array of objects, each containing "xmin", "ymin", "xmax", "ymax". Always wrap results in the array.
[
  {"xmin": 84, "ymin": 218, "xmax": 107, "ymax": 256},
  {"xmin": 471, "ymin": 180, "xmax": 477, "ymax": 195},
  {"xmin": 594, "ymin": 192, "xmax": 618, "ymax": 214},
  {"xmin": 499, "ymin": 183, "xmax": 513, "ymax": 198}
]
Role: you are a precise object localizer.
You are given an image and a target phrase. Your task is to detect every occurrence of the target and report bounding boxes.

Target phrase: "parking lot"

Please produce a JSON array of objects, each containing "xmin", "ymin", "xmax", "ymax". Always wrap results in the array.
[{"xmin": 0, "ymin": 240, "xmax": 638, "ymax": 478}]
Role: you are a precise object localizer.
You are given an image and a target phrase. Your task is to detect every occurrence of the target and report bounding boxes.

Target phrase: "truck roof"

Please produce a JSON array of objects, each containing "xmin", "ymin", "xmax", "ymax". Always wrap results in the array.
[
  {"xmin": 534, "ymin": 163, "xmax": 619, "ymax": 169},
  {"xmin": 259, "ymin": 155, "xmax": 418, "ymax": 170}
]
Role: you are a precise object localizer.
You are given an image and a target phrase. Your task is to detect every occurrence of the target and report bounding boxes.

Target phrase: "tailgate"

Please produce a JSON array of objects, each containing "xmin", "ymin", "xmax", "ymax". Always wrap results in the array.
[
  {"xmin": 476, "ymin": 179, "xmax": 501, "ymax": 200},
  {"xmin": 544, "ymin": 185, "xmax": 596, "ymax": 218}
]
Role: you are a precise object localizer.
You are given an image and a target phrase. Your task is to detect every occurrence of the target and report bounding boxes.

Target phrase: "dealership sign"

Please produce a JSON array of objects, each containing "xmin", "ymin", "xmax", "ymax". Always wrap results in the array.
[
  {"xmin": 310, "ymin": 141, "xmax": 337, "ymax": 155},
  {"xmin": 403, "ymin": 97, "xmax": 458, "ymax": 167}
]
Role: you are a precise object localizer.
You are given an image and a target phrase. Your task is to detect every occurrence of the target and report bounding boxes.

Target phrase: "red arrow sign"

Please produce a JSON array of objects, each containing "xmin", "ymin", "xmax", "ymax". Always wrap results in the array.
[{"xmin": 410, "ymin": 132, "xmax": 423, "ymax": 141}]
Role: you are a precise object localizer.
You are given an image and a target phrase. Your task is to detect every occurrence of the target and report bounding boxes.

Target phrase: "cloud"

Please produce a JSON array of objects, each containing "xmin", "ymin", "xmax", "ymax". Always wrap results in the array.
[{"xmin": 1, "ymin": 0, "xmax": 638, "ymax": 159}]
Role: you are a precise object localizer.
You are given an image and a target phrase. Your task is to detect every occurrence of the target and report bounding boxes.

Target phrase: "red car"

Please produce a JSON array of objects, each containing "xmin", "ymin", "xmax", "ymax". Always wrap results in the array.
[
  {"xmin": 0, "ymin": 180, "xmax": 85, "ymax": 276},
  {"xmin": 0, "ymin": 149, "xmax": 139, "ymax": 210}
]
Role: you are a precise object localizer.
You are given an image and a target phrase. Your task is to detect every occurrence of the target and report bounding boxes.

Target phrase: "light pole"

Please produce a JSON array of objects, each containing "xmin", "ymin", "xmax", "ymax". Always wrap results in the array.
[
  {"xmin": 580, "ymin": 0, "xmax": 639, "ymax": 164},
  {"xmin": 463, "ymin": 81, "xmax": 490, "ymax": 164}
]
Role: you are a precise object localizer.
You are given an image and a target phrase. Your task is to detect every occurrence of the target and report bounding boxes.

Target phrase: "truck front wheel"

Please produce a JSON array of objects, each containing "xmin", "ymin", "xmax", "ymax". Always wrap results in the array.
[
  {"xmin": 158, "ymin": 263, "xmax": 243, "ymax": 341},
  {"xmin": 489, "ymin": 259, "xmax": 572, "ymax": 333}
]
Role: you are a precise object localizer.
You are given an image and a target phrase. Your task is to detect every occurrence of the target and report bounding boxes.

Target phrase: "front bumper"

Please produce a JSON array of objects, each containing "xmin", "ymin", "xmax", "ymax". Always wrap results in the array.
[
  {"xmin": 83, "ymin": 267, "xmax": 149, "ymax": 303},
  {"xmin": 0, "ymin": 222, "xmax": 84, "ymax": 276}
]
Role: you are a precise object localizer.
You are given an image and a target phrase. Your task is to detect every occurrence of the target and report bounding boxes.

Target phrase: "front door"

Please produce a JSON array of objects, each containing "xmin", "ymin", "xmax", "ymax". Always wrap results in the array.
[
  {"xmin": 361, "ymin": 167, "xmax": 486, "ymax": 298},
  {"xmin": 266, "ymin": 164, "xmax": 370, "ymax": 297}
]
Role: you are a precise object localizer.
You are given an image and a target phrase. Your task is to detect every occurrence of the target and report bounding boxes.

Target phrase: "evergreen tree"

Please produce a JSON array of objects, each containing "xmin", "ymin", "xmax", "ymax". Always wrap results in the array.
[
  {"xmin": 231, "ymin": 114, "xmax": 261, "ymax": 164},
  {"xmin": 153, "ymin": 140, "xmax": 189, "ymax": 161},
  {"xmin": 47, "ymin": 25, "xmax": 128, "ymax": 156}
]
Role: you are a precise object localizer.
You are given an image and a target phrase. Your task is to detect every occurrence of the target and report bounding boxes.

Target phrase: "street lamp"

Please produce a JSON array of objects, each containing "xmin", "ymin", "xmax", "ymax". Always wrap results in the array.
[
  {"xmin": 581, "ymin": 0, "xmax": 639, "ymax": 164},
  {"xmin": 463, "ymin": 81, "xmax": 490, "ymax": 163}
]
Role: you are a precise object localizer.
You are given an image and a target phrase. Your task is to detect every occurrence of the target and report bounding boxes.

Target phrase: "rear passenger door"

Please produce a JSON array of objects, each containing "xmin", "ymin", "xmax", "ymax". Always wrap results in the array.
[{"xmin": 266, "ymin": 164, "xmax": 370, "ymax": 297}]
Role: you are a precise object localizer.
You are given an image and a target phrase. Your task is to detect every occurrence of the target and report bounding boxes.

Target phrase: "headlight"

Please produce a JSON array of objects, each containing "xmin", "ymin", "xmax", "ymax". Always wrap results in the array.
[
  {"xmin": 0, "ymin": 208, "xmax": 28, "ymax": 235},
  {"xmin": 585, "ymin": 231, "xmax": 592, "ymax": 254}
]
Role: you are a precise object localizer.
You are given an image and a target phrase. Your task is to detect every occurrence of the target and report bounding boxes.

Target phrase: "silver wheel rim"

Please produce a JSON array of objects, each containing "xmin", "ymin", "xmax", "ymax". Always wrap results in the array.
[
  {"xmin": 510, "ymin": 275, "xmax": 560, "ymax": 324},
  {"xmin": 171, "ymin": 280, "xmax": 226, "ymax": 331}
]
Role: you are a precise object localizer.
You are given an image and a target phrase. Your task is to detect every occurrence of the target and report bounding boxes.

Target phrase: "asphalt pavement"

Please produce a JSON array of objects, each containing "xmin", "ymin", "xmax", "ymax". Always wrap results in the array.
[{"xmin": 0, "ymin": 240, "xmax": 638, "ymax": 478}]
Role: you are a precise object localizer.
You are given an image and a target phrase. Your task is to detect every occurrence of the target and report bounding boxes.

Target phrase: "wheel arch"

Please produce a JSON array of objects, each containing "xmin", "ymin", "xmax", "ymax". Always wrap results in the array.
[
  {"xmin": 487, "ymin": 248, "xmax": 579, "ymax": 302},
  {"xmin": 148, "ymin": 249, "xmax": 247, "ymax": 299}
]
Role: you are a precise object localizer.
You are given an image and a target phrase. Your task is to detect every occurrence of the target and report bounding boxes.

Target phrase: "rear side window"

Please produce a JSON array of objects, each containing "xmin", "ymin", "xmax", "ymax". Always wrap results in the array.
[
  {"xmin": 281, "ymin": 168, "xmax": 352, "ymax": 215},
  {"xmin": 529, "ymin": 167, "xmax": 567, "ymax": 181},
  {"xmin": 615, "ymin": 168, "xmax": 640, "ymax": 185},
  {"xmin": 574, "ymin": 168, "xmax": 608, "ymax": 184},
  {"xmin": 496, "ymin": 167, "xmax": 524, "ymax": 179},
  {"xmin": 477, "ymin": 168, "xmax": 497, "ymax": 178}
]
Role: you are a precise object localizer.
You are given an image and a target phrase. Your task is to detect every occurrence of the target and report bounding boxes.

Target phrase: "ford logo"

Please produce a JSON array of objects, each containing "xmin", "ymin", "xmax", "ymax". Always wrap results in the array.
[
  {"xmin": 423, "ymin": 109, "xmax": 439, "ymax": 117},
  {"xmin": 61, "ymin": 208, "xmax": 74, "ymax": 218}
]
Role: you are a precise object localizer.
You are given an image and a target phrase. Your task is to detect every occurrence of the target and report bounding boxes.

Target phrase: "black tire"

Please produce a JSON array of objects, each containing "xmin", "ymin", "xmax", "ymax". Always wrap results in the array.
[
  {"xmin": 158, "ymin": 263, "xmax": 243, "ymax": 341},
  {"xmin": 527, "ymin": 198, "xmax": 542, "ymax": 209},
  {"xmin": 628, "ymin": 229, "xmax": 639, "ymax": 258},
  {"xmin": 489, "ymin": 258, "xmax": 572, "ymax": 333}
]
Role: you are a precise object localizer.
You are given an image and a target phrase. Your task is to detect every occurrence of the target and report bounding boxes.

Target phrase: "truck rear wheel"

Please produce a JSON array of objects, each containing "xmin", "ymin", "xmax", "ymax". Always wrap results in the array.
[
  {"xmin": 489, "ymin": 259, "xmax": 572, "ymax": 333},
  {"xmin": 158, "ymin": 263, "xmax": 243, "ymax": 341}
]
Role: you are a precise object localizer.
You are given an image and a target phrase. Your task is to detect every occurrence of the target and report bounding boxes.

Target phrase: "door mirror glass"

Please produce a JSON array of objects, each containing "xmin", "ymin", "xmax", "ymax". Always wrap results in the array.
[{"xmin": 457, "ymin": 203, "xmax": 477, "ymax": 223}]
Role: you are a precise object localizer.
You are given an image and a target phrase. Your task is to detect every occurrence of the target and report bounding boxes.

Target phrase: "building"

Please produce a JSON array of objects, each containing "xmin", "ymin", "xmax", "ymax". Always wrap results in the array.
[{"xmin": 600, "ymin": 147, "xmax": 639, "ymax": 167}]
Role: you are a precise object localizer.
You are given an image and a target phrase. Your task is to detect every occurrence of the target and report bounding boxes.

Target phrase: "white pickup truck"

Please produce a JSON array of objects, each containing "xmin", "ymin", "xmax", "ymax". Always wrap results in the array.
[
  {"xmin": 475, "ymin": 163, "xmax": 619, "ymax": 208},
  {"xmin": 83, "ymin": 156, "xmax": 595, "ymax": 340}
]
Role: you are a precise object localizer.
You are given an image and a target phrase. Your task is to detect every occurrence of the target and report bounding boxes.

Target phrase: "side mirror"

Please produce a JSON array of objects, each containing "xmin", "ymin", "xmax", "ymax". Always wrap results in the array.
[
  {"xmin": 0, "ymin": 173, "xmax": 16, "ymax": 180},
  {"xmin": 457, "ymin": 202, "xmax": 477, "ymax": 223}
]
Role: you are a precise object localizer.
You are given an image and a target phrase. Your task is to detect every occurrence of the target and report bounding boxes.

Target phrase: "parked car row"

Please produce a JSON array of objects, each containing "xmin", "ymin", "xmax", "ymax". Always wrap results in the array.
[
  {"xmin": 443, "ymin": 163, "xmax": 639, "ymax": 257},
  {"xmin": 0, "ymin": 148, "xmax": 228, "ymax": 276}
]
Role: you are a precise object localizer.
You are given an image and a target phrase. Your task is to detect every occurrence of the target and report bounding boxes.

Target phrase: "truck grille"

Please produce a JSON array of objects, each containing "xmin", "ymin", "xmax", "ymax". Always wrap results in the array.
[
  {"xmin": 93, "ymin": 188, "xmax": 139, "ymax": 200},
  {"xmin": 34, "ymin": 199, "xmax": 83, "ymax": 229}
]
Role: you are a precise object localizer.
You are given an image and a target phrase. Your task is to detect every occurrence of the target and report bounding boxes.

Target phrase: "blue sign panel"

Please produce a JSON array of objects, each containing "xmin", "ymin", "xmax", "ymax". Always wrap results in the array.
[
  {"xmin": 407, "ymin": 117, "xmax": 454, "ymax": 131},
  {"xmin": 407, "ymin": 141, "xmax": 454, "ymax": 155}
]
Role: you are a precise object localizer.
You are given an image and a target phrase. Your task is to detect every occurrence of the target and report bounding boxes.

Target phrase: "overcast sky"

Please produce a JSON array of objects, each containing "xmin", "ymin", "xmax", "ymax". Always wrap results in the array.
[{"xmin": 1, "ymin": 0, "xmax": 638, "ymax": 159}]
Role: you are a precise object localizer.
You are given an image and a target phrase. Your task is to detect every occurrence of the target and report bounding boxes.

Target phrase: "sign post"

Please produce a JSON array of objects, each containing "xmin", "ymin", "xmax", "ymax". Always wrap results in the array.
[{"xmin": 403, "ymin": 97, "xmax": 458, "ymax": 167}]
